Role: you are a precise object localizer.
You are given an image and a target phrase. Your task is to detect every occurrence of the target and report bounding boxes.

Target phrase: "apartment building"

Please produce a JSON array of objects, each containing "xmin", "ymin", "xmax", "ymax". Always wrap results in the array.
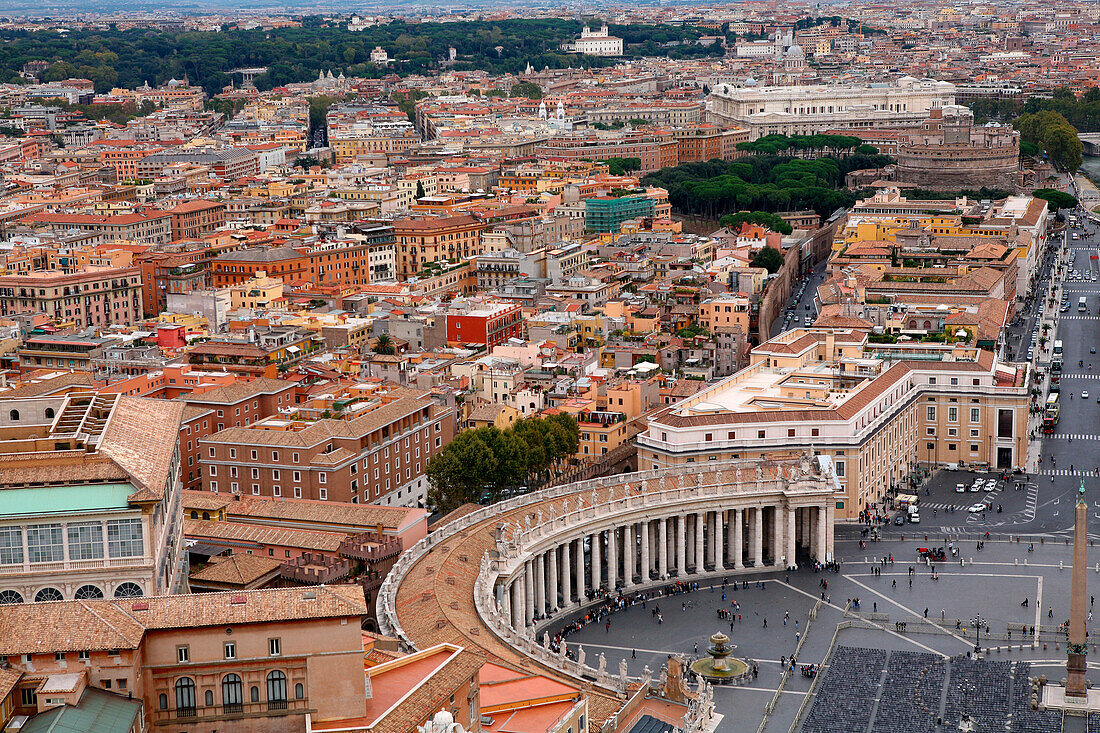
[
  {"xmin": 0, "ymin": 393, "xmax": 185, "ymax": 604},
  {"xmin": 445, "ymin": 301, "xmax": 523, "ymax": 349},
  {"xmin": 393, "ymin": 215, "xmax": 487, "ymax": 279},
  {"xmin": 0, "ymin": 265, "xmax": 143, "ymax": 328},
  {"xmin": 638, "ymin": 328, "xmax": 1029, "ymax": 521},
  {"xmin": 178, "ymin": 377, "xmax": 298, "ymax": 490},
  {"xmin": 200, "ymin": 388, "xmax": 454, "ymax": 508},
  {"xmin": 20, "ymin": 210, "xmax": 173, "ymax": 244},
  {"xmin": 0, "ymin": 586, "xmax": 370, "ymax": 732},
  {"xmin": 166, "ymin": 200, "xmax": 227, "ymax": 241}
]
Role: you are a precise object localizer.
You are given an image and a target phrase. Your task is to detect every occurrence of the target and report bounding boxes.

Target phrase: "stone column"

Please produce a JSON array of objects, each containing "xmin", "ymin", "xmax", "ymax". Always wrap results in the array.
[
  {"xmin": 752, "ymin": 507, "xmax": 763, "ymax": 567},
  {"xmin": 786, "ymin": 506, "xmax": 796, "ymax": 569},
  {"xmin": 769, "ymin": 507, "xmax": 779, "ymax": 565},
  {"xmin": 608, "ymin": 525, "xmax": 618, "ymax": 590},
  {"xmin": 816, "ymin": 506, "xmax": 827, "ymax": 562},
  {"xmin": 562, "ymin": 539, "xmax": 572, "ymax": 606},
  {"xmin": 511, "ymin": 579, "xmax": 523, "ymax": 629},
  {"xmin": 686, "ymin": 514, "xmax": 695, "ymax": 565},
  {"xmin": 574, "ymin": 538, "xmax": 585, "ymax": 601},
  {"xmin": 548, "ymin": 546, "xmax": 559, "ymax": 611},
  {"xmin": 694, "ymin": 512, "xmax": 705, "ymax": 572},
  {"xmin": 732, "ymin": 508, "xmax": 743, "ymax": 568},
  {"xmin": 825, "ymin": 503, "xmax": 835, "ymax": 562},
  {"xmin": 676, "ymin": 514, "xmax": 687, "ymax": 576},
  {"xmin": 658, "ymin": 518, "xmax": 668, "ymax": 578},
  {"xmin": 502, "ymin": 582, "xmax": 511, "ymax": 626},
  {"xmin": 535, "ymin": 553, "xmax": 546, "ymax": 617},
  {"xmin": 710, "ymin": 511, "xmax": 720, "ymax": 568},
  {"xmin": 623, "ymin": 523, "xmax": 635, "ymax": 588},
  {"xmin": 590, "ymin": 531, "xmax": 602, "ymax": 592},
  {"xmin": 715, "ymin": 511, "xmax": 725, "ymax": 570},
  {"xmin": 640, "ymin": 520, "xmax": 651, "ymax": 582},
  {"xmin": 524, "ymin": 562, "xmax": 534, "ymax": 626}
]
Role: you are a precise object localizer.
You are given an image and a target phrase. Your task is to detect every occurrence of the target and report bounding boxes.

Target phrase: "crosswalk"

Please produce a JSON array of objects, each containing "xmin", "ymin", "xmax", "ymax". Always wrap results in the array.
[
  {"xmin": 1053, "ymin": 315, "xmax": 1100, "ymax": 321},
  {"xmin": 917, "ymin": 501, "xmax": 974, "ymax": 511},
  {"xmin": 1043, "ymin": 433, "xmax": 1100, "ymax": 441},
  {"xmin": 1037, "ymin": 469, "xmax": 1100, "ymax": 477},
  {"xmin": 1052, "ymin": 373, "xmax": 1100, "ymax": 380}
]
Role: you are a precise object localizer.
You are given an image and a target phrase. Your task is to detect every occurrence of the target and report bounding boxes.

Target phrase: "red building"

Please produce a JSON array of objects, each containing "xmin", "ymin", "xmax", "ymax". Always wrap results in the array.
[{"xmin": 445, "ymin": 301, "xmax": 523, "ymax": 349}]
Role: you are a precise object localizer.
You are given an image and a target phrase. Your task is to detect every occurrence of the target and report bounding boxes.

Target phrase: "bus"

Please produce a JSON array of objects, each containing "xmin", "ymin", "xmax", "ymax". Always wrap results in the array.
[
  {"xmin": 1043, "ymin": 393, "xmax": 1060, "ymax": 433},
  {"xmin": 1054, "ymin": 340, "xmax": 1064, "ymax": 356},
  {"xmin": 1080, "ymin": 297, "xmax": 1088, "ymax": 312}
]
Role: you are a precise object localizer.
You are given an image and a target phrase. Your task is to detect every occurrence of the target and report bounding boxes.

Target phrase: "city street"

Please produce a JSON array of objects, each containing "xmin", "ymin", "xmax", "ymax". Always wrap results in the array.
[{"xmin": 770, "ymin": 261, "xmax": 828, "ymax": 339}]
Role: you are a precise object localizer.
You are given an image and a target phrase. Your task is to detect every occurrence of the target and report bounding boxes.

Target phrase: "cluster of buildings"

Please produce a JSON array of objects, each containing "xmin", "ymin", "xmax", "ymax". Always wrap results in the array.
[{"xmin": 0, "ymin": 2, "xmax": 1085, "ymax": 731}]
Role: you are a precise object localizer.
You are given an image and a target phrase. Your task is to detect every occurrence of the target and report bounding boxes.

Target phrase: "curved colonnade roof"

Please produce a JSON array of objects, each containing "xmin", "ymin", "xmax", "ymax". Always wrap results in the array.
[{"xmin": 389, "ymin": 458, "xmax": 835, "ymax": 728}]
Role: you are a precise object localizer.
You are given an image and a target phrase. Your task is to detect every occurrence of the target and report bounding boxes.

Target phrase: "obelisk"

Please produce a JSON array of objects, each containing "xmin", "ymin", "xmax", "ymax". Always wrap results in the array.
[{"xmin": 1067, "ymin": 479, "xmax": 1089, "ymax": 698}]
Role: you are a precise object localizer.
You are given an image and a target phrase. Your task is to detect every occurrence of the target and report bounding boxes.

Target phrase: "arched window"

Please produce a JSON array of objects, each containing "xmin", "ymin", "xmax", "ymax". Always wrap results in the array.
[
  {"xmin": 34, "ymin": 587, "xmax": 63, "ymax": 602},
  {"xmin": 175, "ymin": 678, "xmax": 196, "ymax": 717},
  {"xmin": 8, "ymin": 410, "xmax": 18, "ymax": 421},
  {"xmin": 190, "ymin": 510, "xmax": 198, "ymax": 519},
  {"xmin": 202, "ymin": 512, "xmax": 210, "ymax": 520},
  {"xmin": 158, "ymin": 693, "xmax": 167, "ymax": 710},
  {"xmin": 250, "ymin": 686, "xmax": 259, "ymax": 703},
  {"xmin": 295, "ymin": 683, "xmax": 304, "ymax": 700},
  {"xmin": 222, "ymin": 674, "xmax": 243, "ymax": 713},
  {"xmin": 114, "ymin": 582, "xmax": 143, "ymax": 598},
  {"xmin": 45, "ymin": 408, "xmax": 54, "ymax": 419},
  {"xmin": 0, "ymin": 589, "xmax": 23, "ymax": 604},
  {"xmin": 74, "ymin": 584, "xmax": 103, "ymax": 600},
  {"xmin": 204, "ymin": 689, "xmax": 214, "ymax": 707},
  {"xmin": 266, "ymin": 671, "xmax": 287, "ymax": 710}
]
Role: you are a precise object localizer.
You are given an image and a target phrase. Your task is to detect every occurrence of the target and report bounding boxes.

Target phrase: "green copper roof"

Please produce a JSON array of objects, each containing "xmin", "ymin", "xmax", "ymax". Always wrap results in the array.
[
  {"xmin": 22, "ymin": 688, "xmax": 142, "ymax": 733},
  {"xmin": 0, "ymin": 483, "xmax": 135, "ymax": 518}
]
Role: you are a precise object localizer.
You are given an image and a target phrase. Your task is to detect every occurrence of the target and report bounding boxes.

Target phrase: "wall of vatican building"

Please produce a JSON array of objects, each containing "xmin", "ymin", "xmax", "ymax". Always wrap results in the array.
[{"xmin": 377, "ymin": 455, "xmax": 840, "ymax": 722}]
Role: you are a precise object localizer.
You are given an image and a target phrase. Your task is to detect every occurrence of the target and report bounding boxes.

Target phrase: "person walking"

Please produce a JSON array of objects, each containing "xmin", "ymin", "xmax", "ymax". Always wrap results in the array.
[{"xmin": 924, "ymin": 608, "xmax": 929, "ymax": 618}]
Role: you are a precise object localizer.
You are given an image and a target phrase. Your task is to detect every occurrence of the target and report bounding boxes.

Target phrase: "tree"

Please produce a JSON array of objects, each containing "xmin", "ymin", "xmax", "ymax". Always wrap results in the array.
[
  {"xmin": 718, "ymin": 211, "xmax": 793, "ymax": 235},
  {"xmin": 425, "ymin": 413, "xmax": 579, "ymax": 512},
  {"xmin": 1014, "ymin": 110, "xmax": 1083, "ymax": 170},
  {"xmin": 1032, "ymin": 188, "xmax": 1079, "ymax": 211},
  {"xmin": 509, "ymin": 81, "xmax": 542, "ymax": 99},
  {"xmin": 415, "ymin": 181, "xmax": 426, "ymax": 199},
  {"xmin": 750, "ymin": 245, "xmax": 785, "ymax": 274},
  {"xmin": 373, "ymin": 333, "xmax": 396, "ymax": 355}
]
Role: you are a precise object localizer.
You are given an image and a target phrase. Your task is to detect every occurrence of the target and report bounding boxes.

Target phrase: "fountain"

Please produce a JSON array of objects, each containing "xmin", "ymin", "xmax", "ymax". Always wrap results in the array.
[{"xmin": 689, "ymin": 632, "xmax": 750, "ymax": 684}]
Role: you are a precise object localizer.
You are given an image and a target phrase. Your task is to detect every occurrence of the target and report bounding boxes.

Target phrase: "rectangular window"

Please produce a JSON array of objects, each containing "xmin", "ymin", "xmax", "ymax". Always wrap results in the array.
[
  {"xmin": 971, "ymin": 443, "xmax": 979, "ymax": 452},
  {"xmin": 20, "ymin": 688, "xmax": 36, "ymax": 706},
  {"xmin": 926, "ymin": 406, "xmax": 936, "ymax": 421},
  {"xmin": 229, "ymin": 448, "xmax": 236, "ymax": 459},
  {"xmin": 835, "ymin": 460, "xmax": 845, "ymax": 477},
  {"xmin": 250, "ymin": 450, "xmax": 257, "ymax": 460},
  {"xmin": 224, "ymin": 642, "xmax": 236, "ymax": 659},
  {"xmin": 970, "ymin": 408, "xmax": 980, "ymax": 423},
  {"xmin": 26, "ymin": 523, "xmax": 64, "ymax": 563},
  {"xmin": 67, "ymin": 522, "xmax": 104, "ymax": 560},
  {"xmin": 272, "ymin": 451, "xmax": 279, "ymax": 461},
  {"xmin": 106, "ymin": 519, "xmax": 143, "ymax": 558},
  {"xmin": 948, "ymin": 407, "xmax": 957, "ymax": 422},
  {"xmin": 319, "ymin": 488, "xmax": 327, "ymax": 500},
  {"xmin": 0, "ymin": 526, "xmax": 23, "ymax": 564},
  {"xmin": 997, "ymin": 409, "xmax": 1013, "ymax": 438},
  {"xmin": 318, "ymin": 472, "xmax": 327, "ymax": 484},
  {"xmin": 177, "ymin": 646, "xmax": 189, "ymax": 663},
  {"xmin": 269, "ymin": 638, "xmax": 281, "ymax": 656},
  {"xmin": 293, "ymin": 471, "xmax": 301, "ymax": 482},
  {"xmin": 273, "ymin": 469, "xmax": 280, "ymax": 480}
]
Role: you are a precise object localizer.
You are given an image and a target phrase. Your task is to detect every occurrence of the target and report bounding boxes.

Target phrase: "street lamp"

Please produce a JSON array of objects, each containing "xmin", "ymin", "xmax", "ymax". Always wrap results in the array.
[{"xmin": 970, "ymin": 614, "xmax": 986, "ymax": 654}]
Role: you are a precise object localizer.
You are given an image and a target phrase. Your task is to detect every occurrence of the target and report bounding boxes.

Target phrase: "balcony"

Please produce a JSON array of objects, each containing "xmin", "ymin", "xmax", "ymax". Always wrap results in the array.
[
  {"xmin": 0, "ymin": 556, "xmax": 148, "ymax": 578},
  {"xmin": 152, "ymin": 698, "xmax": 311, "ymax": 724}
]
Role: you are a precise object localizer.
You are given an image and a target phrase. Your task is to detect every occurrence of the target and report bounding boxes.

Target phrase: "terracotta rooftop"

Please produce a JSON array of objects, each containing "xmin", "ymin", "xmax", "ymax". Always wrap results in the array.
[
  {"xmin": 189, "ymin": 553, "xmax": 283, "ymax": 586},
  {"xmin": 0, "ymin": 585, "xmax": 367, "ymax": 656}
]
